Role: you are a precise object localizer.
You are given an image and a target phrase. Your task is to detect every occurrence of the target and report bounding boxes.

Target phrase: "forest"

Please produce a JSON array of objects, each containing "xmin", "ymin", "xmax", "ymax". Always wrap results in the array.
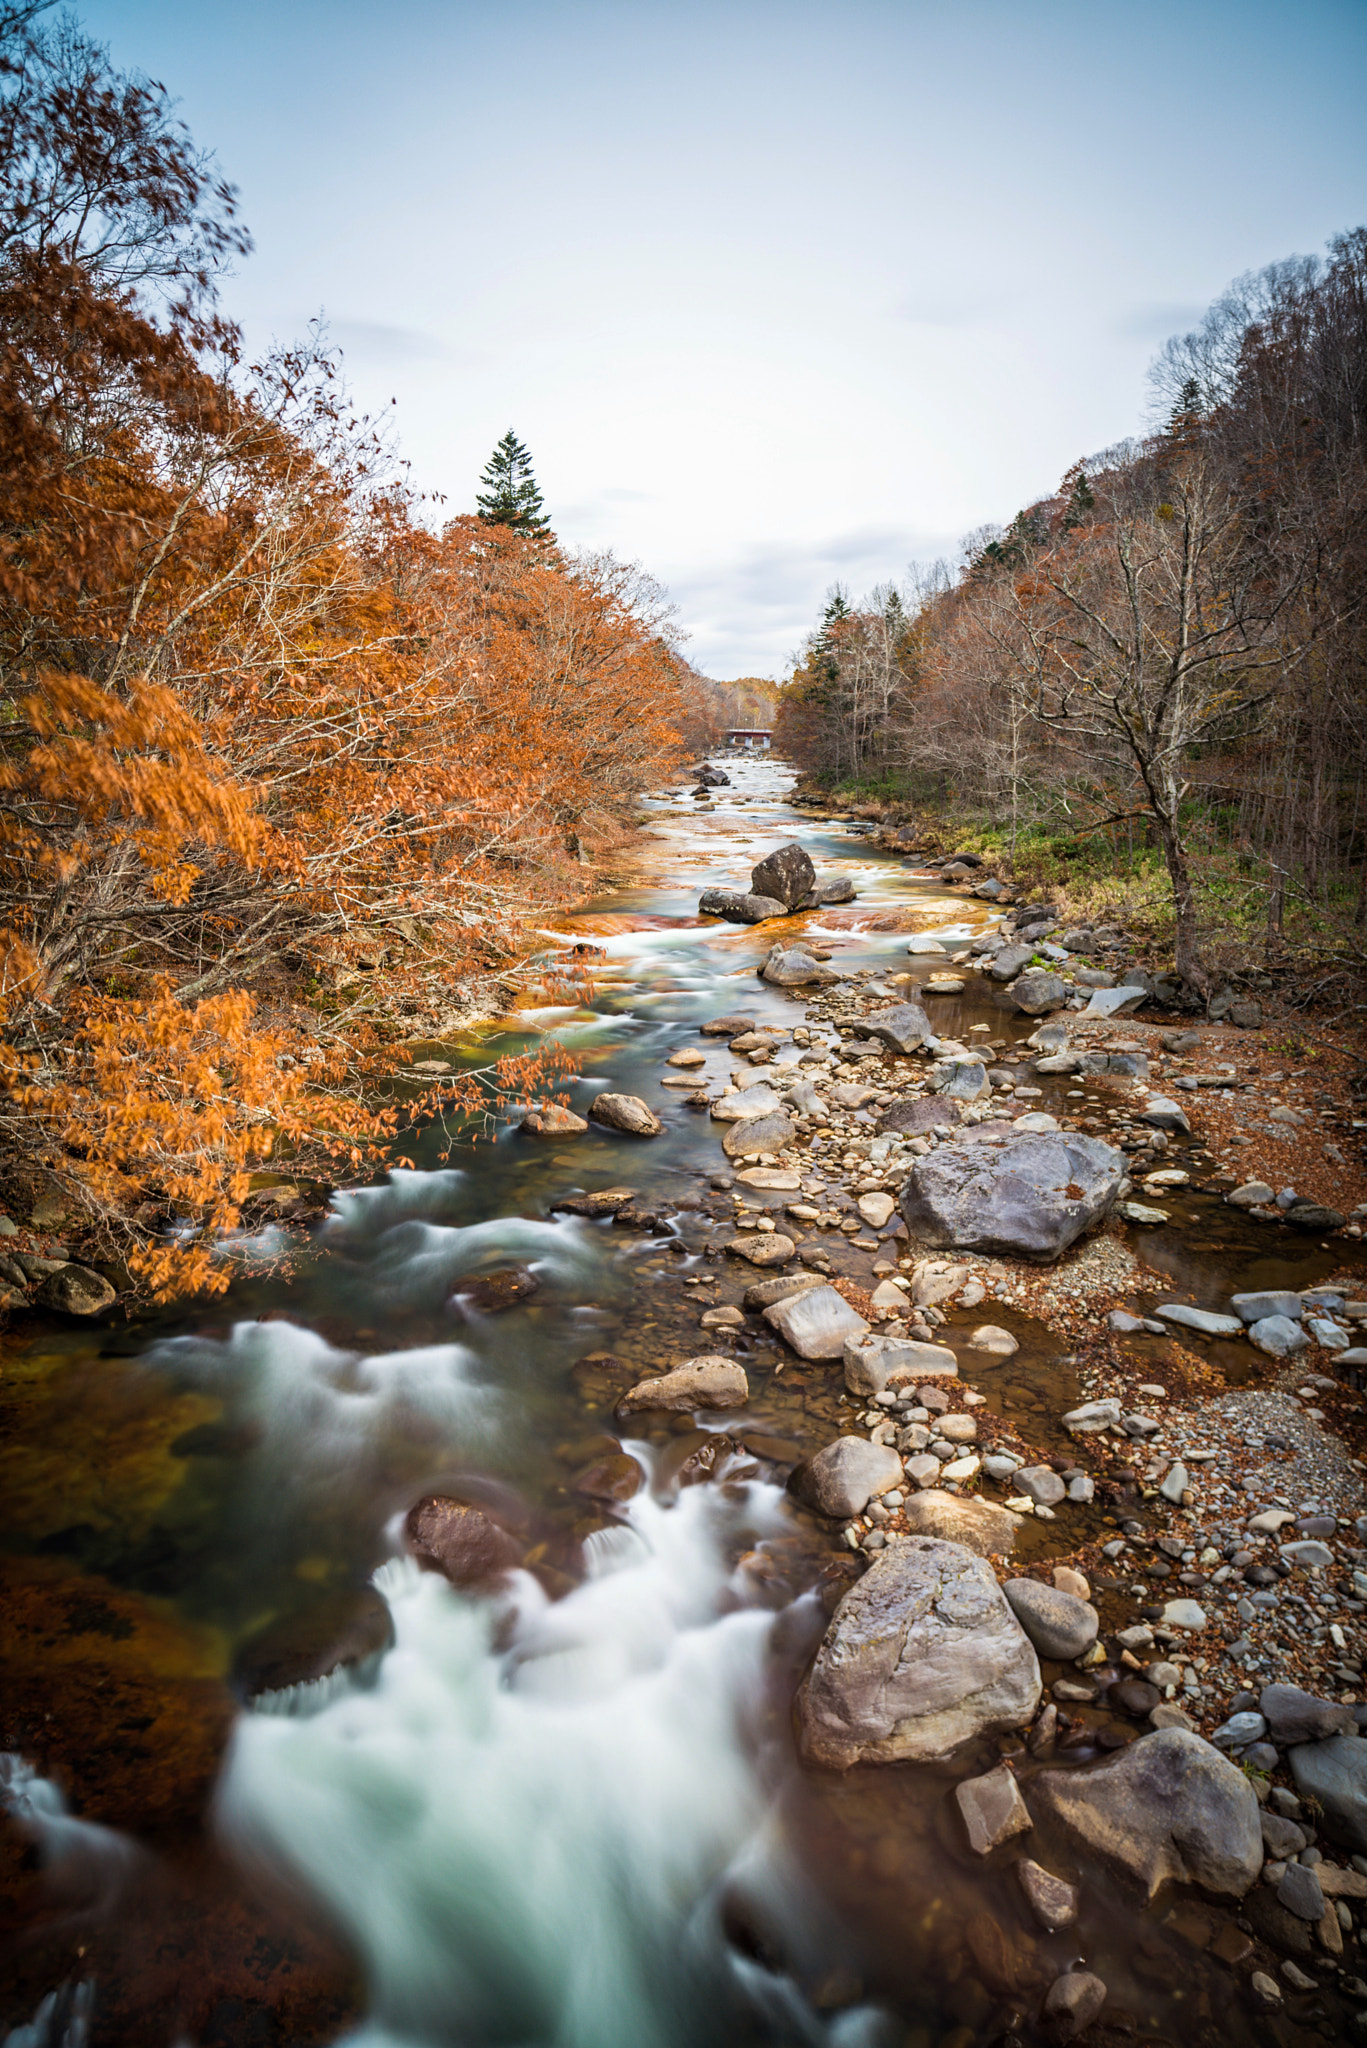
[
  {"xmin": 778, "ymin": 230, "xmax": 1367, "ymax": 1002},
  {"xmin": 0, "ymin": 4, "xmax": 732, "ymax": 1297}
]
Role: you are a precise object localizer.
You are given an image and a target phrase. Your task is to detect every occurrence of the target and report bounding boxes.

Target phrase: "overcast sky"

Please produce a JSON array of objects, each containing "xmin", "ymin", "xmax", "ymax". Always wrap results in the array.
[{"xmin": 81, "ymin": 0, "xmax": 1367, "ymax": 678}]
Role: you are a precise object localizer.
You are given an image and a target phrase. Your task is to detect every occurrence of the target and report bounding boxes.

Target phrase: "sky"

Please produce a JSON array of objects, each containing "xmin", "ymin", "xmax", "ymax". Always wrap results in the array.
[{"xmin": 79, "ymin": 0, "xmax": 1367, "ymax": 678}]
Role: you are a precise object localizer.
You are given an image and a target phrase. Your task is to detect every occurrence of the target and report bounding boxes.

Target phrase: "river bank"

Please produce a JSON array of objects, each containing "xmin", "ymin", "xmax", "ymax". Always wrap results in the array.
[{"xmin": 4, "ymin": 753, "xmax": 1367, "ymax": 2048}]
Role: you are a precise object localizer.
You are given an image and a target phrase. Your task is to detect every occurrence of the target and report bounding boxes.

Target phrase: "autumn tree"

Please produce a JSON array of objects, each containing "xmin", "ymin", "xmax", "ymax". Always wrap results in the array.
[{"xmin": 476, "ymin": 428, "xmax": 551, "ymax": 534}]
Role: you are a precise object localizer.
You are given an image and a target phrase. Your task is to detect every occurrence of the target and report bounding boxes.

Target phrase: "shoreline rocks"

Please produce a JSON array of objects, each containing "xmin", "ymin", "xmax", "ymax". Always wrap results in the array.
[{"xmin": 796, "ymin": 1535, "xmax": 1042, "ymax": 1767}]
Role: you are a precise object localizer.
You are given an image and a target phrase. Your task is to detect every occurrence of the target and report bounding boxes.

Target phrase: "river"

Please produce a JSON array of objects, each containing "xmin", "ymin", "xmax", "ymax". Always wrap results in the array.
[{"xmin": 1, "ymin": 755, "xmax": 1360, "ymax": 2048}]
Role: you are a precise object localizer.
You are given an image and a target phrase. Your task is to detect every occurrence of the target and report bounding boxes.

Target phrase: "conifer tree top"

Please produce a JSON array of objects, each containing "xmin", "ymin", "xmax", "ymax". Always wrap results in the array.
[{"xmin": 476, "ymin": 428, "xmax": 551, "ymax": 534}]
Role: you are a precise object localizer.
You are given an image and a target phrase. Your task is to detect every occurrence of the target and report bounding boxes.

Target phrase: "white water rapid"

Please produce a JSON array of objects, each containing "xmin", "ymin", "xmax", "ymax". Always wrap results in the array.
[{"xmin": 217, "ymin": 1476, "xmax": 875, "ymax": 2048}]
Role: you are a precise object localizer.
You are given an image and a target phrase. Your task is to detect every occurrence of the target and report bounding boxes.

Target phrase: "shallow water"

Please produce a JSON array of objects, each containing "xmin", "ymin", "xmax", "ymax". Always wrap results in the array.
[{"xmin": 2, "ymin": 756, "xmax": 1362, "ymax": 2048}]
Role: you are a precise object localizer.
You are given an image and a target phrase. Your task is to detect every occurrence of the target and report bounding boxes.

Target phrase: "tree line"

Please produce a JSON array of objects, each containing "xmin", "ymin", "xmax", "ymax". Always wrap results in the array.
[
  {"xmin": 0, "ymin": 4, "xmax": 701, "ymax": 1294},
  {"xmin": 779, "ymin": 229, "xmax": 1367, "ymax": 998}
]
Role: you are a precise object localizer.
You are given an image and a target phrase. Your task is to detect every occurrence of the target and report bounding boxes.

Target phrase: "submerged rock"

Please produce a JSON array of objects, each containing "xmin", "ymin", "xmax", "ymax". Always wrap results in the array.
[
  {"xmin": 956, "ymin": 1761, "xmax": 1032, "ymax": 1854},
  {"xmin": 796, "ymin": 1536, "xmax": 1041, "ymax": 1768},
  {"xmin": 235, "ymin": 1585, "xmax": 395, "ymax": 1701},
  {"xmin": 899, "ymin": 1131, "xmax": 1124, "ymax": 1262},
  {"xmin": 1030, "ymin": 1728, "xmax": 1262, "ymax": 1898}
]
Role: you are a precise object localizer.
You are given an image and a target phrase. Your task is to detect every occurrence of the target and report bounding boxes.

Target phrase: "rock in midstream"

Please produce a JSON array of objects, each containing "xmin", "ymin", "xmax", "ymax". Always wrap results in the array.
[
  {"xmin": 405, "ymin": 1497, "xmax": 525, "ymax": 1587},
  {"xmin": 587, "ymin": 1093, "xmax": 664, "ymax": 1136},
  {"xmin": 796, "ymin": 1536, "xmax": 1041, "ymax": 1768},
  {"xmin": 750, "ymin": 840, "xmax": 816, "ymax": 909},
  {"xmin": 697, "ymin": 888, "xmax": 789, "ymax": 923},
  {"xmin": 618, "ymin": 1355, "xmax": 749, "ymax": 1413},
  {"xmin": 1029, "ymin": 1728, "xmax": 1263, "ymax": 1898},
  {"xmin": 899, "ymin": 1131, "xmax": 1124, "ymax": 1261}
]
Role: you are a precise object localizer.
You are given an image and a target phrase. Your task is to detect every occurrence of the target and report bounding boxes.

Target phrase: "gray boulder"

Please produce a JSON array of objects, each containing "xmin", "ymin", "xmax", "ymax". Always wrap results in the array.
[
  {"xmin": 721, "ymin": 1111, "xmax": 795, "ymax": 1159},
  {"xmin": 988, "ymin": 945, "xmax": 1035, "ymax": 981},
  {"xmin": 929, "ymin": 1055, "xmax": 990, "ymax": 1102},
  {"xmin": 1004, "ymin": 1580, "xmax": 1099, "ymax": 1661},
  {"xmin": 816, "ymin": 878, "xmax": 856, "ymax": 905},
  {"xmin": 899, "ymin": 1131, "xmax": 1123, "ymax": 1263},
  {"xmin": 697, "ymin": 888, "xmax": 789, "ymax": 923},
  {"xmin": 1261, "ymin": 1684, "xmax": 1356, "ymax": 1746},
  {"xmin": 742, "ymin": 1271, "xmax": 824, "ymax": 1311},
  {"xmin": 34, "ymin": 1263, "xmax": 116, "ymax": 1315},
  {"xmin": 795, "ymin": 1436, "xmax": 903, "ymax": 1517},
  {"xmin": 1248, "ymin": 1314, "xmax": 1309, "ymax": 1358},
  {"xmin": 851, "ymin": 1002, "xmax": 933, "ymax": 1056},
  {"xmin": 878, "ymin": 1095, "xmax": 961, "ymax": 1137},
  {"xmin": 1009, "ymin": 970, "xmax": 1068, "ymax": 1015},
  {"xmin": 1014, "ymin": 1465, "xmax": 1066, "ymax": 1507},
  {"xmin": 1231, "ymin": 1289, "xmax": 1302, "ymax": 1323},
  {"xmin": 751, "ymin": 841, "xmax": 816, "ymax": 909},
  {"xmin": 763, "ymin": 1282, "xmax": 868, "ymax": 1358},
  {"xmin": 1153, "ymin": 1303, "xmax": 1242, "ymax": 1337},
  {"xmin": 587, "ymin": 1093, "xmax": 664, "ymax": 1136},
  {"xmin": 1288, "ymin": 1736, "xmax": 1367, "ymax": 1852},
  {"xmin": 710, "ymin": 1083, "xmax": 783, "ymax": 1122},
  {"xmin": 759, "ymin": 945, "xmax": 839, "ymax": 988},
  {"xmin": 843, "ymin": 1332, "xmax": 957, "ymax": 1396},
  {"xmin": 1030, "ymin": 1728, "xmax": 1262, "ymax": 1899},
  {"xmin": 796, "ymin": 1535, "xmax": 1041, "ymax": 1767},
  {"xmin": 1137, "ymin": 1095, "xmax": 1191, "ymax": 1134}
]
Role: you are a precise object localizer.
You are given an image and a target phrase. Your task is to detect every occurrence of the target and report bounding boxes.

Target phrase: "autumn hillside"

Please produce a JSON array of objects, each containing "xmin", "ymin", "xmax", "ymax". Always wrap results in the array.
[{"xmin": 0, "ymin": 8, "xmax": 712, "ymax": 1299}]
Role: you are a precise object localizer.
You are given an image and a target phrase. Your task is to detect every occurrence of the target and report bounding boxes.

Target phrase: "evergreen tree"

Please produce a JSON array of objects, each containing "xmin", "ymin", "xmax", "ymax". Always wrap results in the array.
[{"xmin": 476, "ymin": 429, "xmax": 551, "ymax": 533}]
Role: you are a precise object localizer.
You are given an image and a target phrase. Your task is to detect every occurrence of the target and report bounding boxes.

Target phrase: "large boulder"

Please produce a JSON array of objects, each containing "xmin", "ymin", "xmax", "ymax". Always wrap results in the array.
[
  {"xmin": 1260, "ymin": 1684, "xmax": 1356, "ymax": 1746},
  {"xmin": 987, "ymin": 944, "xmax": 1035, "ymax": 981},
  {"xmin": 1003, "ymin": 1580, "xmax": 1098, "ymax": 1661},
  {"xmin": 34, "ymin": 1263, "xmax": 116, "ymax": 1315},
  {"xmin": 710, "ymin": 1084, "xmax": 783, "ymax": 1122},
  {"xmin": 899, "ymin": 1131, "xmax": 1124, "ymax": 1262},
  {"xmin": 697, "ymin": 888, "xmax": 789, "ymax": 923},
  {"xmin": 796, "ymin": 1536, "xmax": 1041, "ymax": 1768},
  {"xmin": 1288, "ymin": 1735, "xmax": 1367, "ymax": 1852},
  {"xmin": 794, "ymin": 1436, "xmax": 903, "ymax": 1517},
  {"xmin": 1008, "ymin": 970, "xmax": 1068, "ymax": 1015},
  {"xmin": 751, "ymin": 841, "xmax": 816, "ymax": 909},
  {"xmin": 618, "ymin": 1355, "xmax": 749, "ymax": 1413},
  {"xmin": 900, "ymin": 1489, "xmax": 1023, "ymax": 1556},
  {"xmin": 721, "ymin": 1110, "xmax": 795, "ymax": 1159},
  {"xmin": 763, "ymin": 1283, "xmax": 868, "ymax": 1358},
  {"xmin": 851, "ymin": 1002, "xmax": 932, "ymax": 1055},
  {"xmin": 1029, "ymin": 1728, "xmax": 1263, "ymax": 1899},
  {"xmin": 587, "ymin": 1093, "xmax": 664, "ymax": 1136}
]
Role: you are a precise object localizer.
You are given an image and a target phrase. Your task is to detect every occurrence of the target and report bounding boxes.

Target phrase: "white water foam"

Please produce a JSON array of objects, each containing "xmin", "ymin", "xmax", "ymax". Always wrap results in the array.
[{"xmin": 218, "ymin": 1480, "xmax": 850, "ymax": 2048}]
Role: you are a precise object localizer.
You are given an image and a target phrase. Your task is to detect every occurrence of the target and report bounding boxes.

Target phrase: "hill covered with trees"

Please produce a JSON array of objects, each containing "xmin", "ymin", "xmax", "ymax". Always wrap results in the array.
[{"xmin": 778, "ymin": 230, "xmax": 1367, "ymax": 1001}]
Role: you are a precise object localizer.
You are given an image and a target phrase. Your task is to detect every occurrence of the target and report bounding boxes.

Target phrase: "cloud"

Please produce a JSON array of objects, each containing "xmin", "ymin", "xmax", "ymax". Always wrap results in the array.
[
  {"xmin": 330, "ymin": 320, "xmax": 449, "ymax": 363},
  {"xmin": 1113, "ymin": 301, "xmax": 1207, "ymax": 344}
]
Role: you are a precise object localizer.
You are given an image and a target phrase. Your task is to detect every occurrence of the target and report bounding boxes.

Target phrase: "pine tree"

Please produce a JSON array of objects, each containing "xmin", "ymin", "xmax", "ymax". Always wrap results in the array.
[{"xmin": 475, "ymin": 429, "xmax": 551, "ymax": 534}]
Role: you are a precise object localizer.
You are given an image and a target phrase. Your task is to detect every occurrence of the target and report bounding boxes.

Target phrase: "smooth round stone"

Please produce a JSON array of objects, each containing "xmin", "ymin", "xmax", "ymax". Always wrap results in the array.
[{"xmin": 1003, "ymin": 1579, "xmax": 1099, "ymax": 1661}]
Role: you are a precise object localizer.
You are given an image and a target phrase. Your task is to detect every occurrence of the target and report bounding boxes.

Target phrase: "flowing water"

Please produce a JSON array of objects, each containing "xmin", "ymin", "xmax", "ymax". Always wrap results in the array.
[{"xmin": 2, "ymin": 757, "xmax": 1363, "ymax": 2048}]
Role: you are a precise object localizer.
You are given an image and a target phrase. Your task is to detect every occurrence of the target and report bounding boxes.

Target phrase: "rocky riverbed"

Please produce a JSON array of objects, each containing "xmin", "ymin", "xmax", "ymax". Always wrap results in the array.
[{"xmin": 3, "ymin": 751, "xmax": 1367, "ymax": 2048}]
